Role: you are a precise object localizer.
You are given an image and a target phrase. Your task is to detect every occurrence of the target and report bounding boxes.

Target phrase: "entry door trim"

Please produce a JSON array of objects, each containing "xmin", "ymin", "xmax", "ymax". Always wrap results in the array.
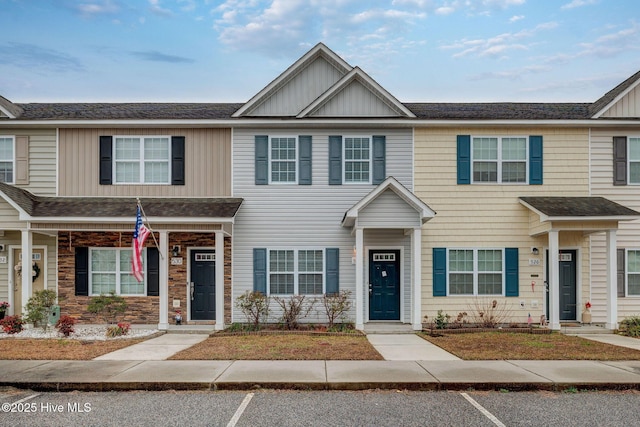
[
  {"xmin": 365, "ymin": 246, "xmax": 404, "ymax": 322},
  {"xmin": 8, "ymin": 245, "xmax": 48, "ymax": 316},
  {"xmin": 187, "ymin": 246, "xmax": 216, "ymax": 322},
  {"xmin": 544, "ymin": 246, "xmax": 581, "ymax": 323}
]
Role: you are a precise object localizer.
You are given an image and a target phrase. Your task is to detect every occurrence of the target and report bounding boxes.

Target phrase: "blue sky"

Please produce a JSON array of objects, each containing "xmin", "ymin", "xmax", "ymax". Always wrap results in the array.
[{"xmin": 1, "ymin": 0, "xmax": 639, "ymax": 103}]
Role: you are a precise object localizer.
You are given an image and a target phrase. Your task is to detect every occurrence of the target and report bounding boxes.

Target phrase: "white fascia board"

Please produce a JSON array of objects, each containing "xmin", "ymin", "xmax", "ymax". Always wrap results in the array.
[
  {"xmin": 518, "ymin": 199, "xmax": 548, "ymax": 222},
  {"xmin": 592, "ymin": 78, "xmax": 640, "ymax": 119},
  {"xmin": 0, "ymin": 105, "xmax": 16, "ymax": 119},
  {"xmin": 546, "ymin": 215, "xmax": 640, "ymax": 222},
  {"xmin": 19, "ymin": 215, "xmax": 236, "ymax": 224},
  {"xmin": 0, "ymin": 190, "xmax": 29, "ymax": 217}
]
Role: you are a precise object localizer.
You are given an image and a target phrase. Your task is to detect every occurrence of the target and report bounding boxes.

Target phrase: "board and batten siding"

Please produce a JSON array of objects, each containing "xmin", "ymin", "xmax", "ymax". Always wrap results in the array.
[
  {"xmin": 414, "ymin": 127, "xmax": 590, "ymax": 323},
  {"xmin": 0, "ymin": 129, "xmax": 57, "ymax": 196},
  {"xmin": 58, "ymin": 128, "xmax": 231, "ymax": 197},
  {"xmin": 232, "ymin": 128, "xmax": 413, "ymax": 324},
  {"xmin": 590, "ymin": 128, "xmax": 640, "ymax": 321},
  {"xmin": 599, "ymin": 85, "xmax": 640, "ymax": 118},
  {"xmin": 312, "ymin": 81, "xmax": 400, "ymax": 117}
]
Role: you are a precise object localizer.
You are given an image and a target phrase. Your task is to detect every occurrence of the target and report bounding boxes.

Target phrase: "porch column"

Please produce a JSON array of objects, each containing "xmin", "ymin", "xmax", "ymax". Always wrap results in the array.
[
  {"xmin": 215, "ymin": 230, "xmax": 225, "ymax": 331},
  {"xmin": 606, "ymin": 229, "xmax": 618, "ymax": 330},
  {"xmin": 355, "ymin": 227, "xmax": 364, "ymax": 330},
  {"xmin": 548, "ymin": 230, "xmax": 560, "ymax": 330},
  {"xmin": 158, "ymin": 231, "xmax": 169, "ymax": 330},
  {"xmin": 21, "ymin": 229, "xmax": 32, "ymax": 315},
  {"xmin": 412, "ymin": 227, "xmax": 422, "ymax": 330}
]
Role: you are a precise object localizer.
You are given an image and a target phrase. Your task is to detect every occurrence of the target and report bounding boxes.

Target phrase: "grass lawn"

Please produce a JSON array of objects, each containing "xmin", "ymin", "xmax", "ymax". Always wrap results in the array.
[
  {"xmin": 421, "ymin": 332, "xmax": 640, "ymax": 360},
  {"xmin": 0, "ymin": 338, "xmax": 150, "ymax": 360},
  {"xmin": 169, "ymin": 334, "xmax": 384, "ymax": 360}
]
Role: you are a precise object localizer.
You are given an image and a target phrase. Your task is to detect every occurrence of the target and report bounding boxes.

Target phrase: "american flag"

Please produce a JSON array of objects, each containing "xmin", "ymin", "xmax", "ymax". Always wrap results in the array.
[{"xmin": 132, "ymin": 205, "xmax": 150, "ymax": 282}]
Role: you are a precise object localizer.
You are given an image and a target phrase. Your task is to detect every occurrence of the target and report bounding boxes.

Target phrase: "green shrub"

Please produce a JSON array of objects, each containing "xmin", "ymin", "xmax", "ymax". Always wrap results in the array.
[
  {"xmin": 88, "ymin": 292, "xmax": 127, "ymax": 324},
  {"xmin": 25, "ymin": 289, "xmax": 57, "ymax": 331},
  {"xmin": 620, "ymin": 316, "xmax": 640, "ymax": 337}
]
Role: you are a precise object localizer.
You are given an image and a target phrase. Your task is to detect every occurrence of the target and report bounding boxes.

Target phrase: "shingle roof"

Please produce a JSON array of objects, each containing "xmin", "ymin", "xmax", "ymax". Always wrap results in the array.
[
  {"xmin": 404, "ymin": 103, "xmax": 592, "ymax": 120},
  {"xmin": 519, "ymin": 196, "xmax": 640, "ymax": 218},
  {"xmin": 589, "ymin": 69, "xmax": 640, "ymax": 117},
  {"xmin": 0, "ymin": 183, "xmax": 242, "ymax": 219}
]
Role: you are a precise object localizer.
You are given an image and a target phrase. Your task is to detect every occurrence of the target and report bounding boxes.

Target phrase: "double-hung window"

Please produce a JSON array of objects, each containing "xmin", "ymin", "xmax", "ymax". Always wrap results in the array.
[
  {"xmin": 268, "ymin": 249, "xmax": 324, "ymax": 295},
  {"xmin": 270, "ymin": 137, "xmax": 297, "ymax": 183},
  {"xmin": 628, "ymin": 137, "xmax": 640, "ymax": 184},
  {"xmin": 448, "ymin": 249, "xmax": 504, "ymax": 296},
  {"xmin": 472, "ymin": 136, "xmax": 527, "ymax": 183},
  {"xmin": 344, "ymin": 137, "xmax": 371, "ymax": 183},
  {"xmin": 114, "ymin": 136, "xmax": 170, "ymax": 184},
  {"xmin": 0, "ymin": 136, "xmax": 14, "ymax": 183},
  {"xmin": 90, "ymin": 248, "xmax": 145, "ymax": 296},
  {"xmin": 627, "ymin": 249, "xmax": 640, "ymax": 296}
]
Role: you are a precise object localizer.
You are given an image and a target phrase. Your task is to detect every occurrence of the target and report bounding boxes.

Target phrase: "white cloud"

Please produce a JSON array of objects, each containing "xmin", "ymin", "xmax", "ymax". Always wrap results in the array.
[
  {"xmin": 509, "ymin": 15, "xmax": 524, "ymax": 23},
  {"xmin": 435, "ymin": 6, "xmax": 455, "ymax": 15},
  {"xmin": 561, "ymin": 0, "xmax": 598, "ymax": 10},
  {"xmin": 148, "ymin": 0, "xmax": 173, "ymax": 17},
  {"xmin": 73, "ymin": 0, "xmax": 120, "ymax": 17}
]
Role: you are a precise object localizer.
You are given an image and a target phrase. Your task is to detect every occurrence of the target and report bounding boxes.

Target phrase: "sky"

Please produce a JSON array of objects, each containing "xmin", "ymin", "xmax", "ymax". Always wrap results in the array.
[{"xmin": 0, "ymin": 0, "xmax": 639, "ymax": 104}]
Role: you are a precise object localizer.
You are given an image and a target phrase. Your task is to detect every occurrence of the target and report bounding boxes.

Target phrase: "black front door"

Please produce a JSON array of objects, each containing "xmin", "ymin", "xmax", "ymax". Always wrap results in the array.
[
  {"xmin": 190, "ymin": 250, "xmax": 216, "ymax": 321},
  {"xmin": 559, "ymin": 250, "xmax": 577, "ymax": 321},
  {"xmin": 369, "ymin": 250, "xmax": 401, "ymax": 321}
]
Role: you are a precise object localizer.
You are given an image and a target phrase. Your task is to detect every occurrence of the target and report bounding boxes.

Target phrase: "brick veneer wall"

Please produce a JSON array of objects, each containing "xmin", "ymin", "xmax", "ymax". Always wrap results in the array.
[{"xmin": 58, "ymin": 231, "xmax": 232, "ymax": 325}]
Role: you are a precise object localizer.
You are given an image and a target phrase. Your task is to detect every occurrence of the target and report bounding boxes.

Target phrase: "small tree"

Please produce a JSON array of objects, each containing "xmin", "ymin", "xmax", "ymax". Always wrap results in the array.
[
  {"xmin": 25, "ymin": 289, "xmax": 57, "ymax": 331},
  {"xmin": 235, "ymin": 291, "xmax": 270, "ymax": 329},
  {"xmin": 273, "ymin": 295, "xmax": 315, "ymax": 330},
  {"xmin": 87, "ymin": 292, "xmax": 127, "ymax": 324},
  {"xmin": 321, "ymin": 291, "xmax": 352, "ymax": 329}
]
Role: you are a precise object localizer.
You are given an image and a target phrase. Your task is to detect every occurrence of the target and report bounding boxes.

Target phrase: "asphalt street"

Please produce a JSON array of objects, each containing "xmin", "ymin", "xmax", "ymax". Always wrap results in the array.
[{"xmin": 1, "ymin": 389, "xmax": 639, "ymax": 427}]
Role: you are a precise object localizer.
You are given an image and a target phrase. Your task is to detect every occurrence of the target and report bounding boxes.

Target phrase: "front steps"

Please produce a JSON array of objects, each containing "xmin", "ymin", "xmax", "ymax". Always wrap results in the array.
[
  {"xmin": 559, "ymin": 323, "xmax": 613, "ymax": 335},
  {"xmin": 364, "ymin": 322, "xmax": 416, "ymax": 334}
]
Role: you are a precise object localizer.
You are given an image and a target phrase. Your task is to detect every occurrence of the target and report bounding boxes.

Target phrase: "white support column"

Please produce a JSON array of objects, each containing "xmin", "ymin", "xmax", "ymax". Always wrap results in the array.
[
  {"xmin": 355, "ymin": 228, "xmax": 364, "ymax": 330},
  {"xmin": 158, "ymin": 231, "xmax": 169, "ymax": 330},
  {"xmin": 215, "ymin": 230, "xmax": 225, "ymax": 331},
  {"xmin": 21, "ymin": 229, "xmax": 32, "ymax": 315},
  {"xmin": 548, "ymin": 230, "xmax": 560, "ymax": 330},
  {"xmin": 606, "ymin": 229, "xmax": 618, "ymax": 330},
  {"xmin": 412, "ymin": 227, "xmax": 422, "ymax": 330}
]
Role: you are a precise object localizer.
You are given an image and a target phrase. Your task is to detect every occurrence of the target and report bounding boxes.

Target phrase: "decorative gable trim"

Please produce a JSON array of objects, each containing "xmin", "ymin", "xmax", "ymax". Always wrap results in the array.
[
  {"xmin": 232, "ymin": 43, "xmax": 352, "ymax": 118},
  {"xmin": 297, "ymin": 67, "xmax": 416, "ymax": 118},
  {"xmin": 591, "ymin": 71, "xmax": 640, "ymax": 118},
  {"xmin": 0, "ymin": 95, "xmax": 23, "ymax": 119}
]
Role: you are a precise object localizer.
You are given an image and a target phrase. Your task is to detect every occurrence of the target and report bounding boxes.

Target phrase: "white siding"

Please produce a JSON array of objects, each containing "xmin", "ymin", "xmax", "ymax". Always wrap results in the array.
[
  {"xmin": 312, "ymin": 81, "xmax": 399, "ymax": 117},
  {"xmin": 358, "ymin": 189, "xmax": 420, "ymax": 228},
  {"xmin": 232, "ymin": 128, "xmax": 413, "ymax": 324}
]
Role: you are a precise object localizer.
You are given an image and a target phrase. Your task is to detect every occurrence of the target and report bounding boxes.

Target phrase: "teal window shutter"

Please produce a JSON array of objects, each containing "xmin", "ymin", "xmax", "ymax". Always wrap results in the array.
[
  {"xmin": 253, "ymin": 248, "xmax": 267, "ymax": 293},
  {"xmin": 255, "ymin": 135, "xmax": 269, "ymax": 185},
  {"xmin": 613, "ymin": 137, "xmax": 627, "ymax": 186},
  {"xmin": 433, "ymin": 248, "xmax": 447, "ymax": 296},
  {"xmin": 325, "ymin": 248, "xmax": 340, "ymax": 294},
  {"xmin": 299, "ymin": 135, "xmax": 312, "ymax": 185},
  {"xmin": 529, "ymin": 136, "xmax": 543, "ymax": 185},
  {"xmin": 372, "ymin": 135, "xmax": 386, "ymax": 184},
  {"xmin": 147, "ymin": 247, "xmax": 159, "ymax": 296},
  {"xmin": 457, "ymin": 135, "xmax": 471, "ymax": 184},
  {"xmin": 171, "ymin": 136, "xmax": 185, "ymax": 185},
  {"xmin": 329, "ymin": 136, "xmax": 342, "ymax": 185},
  {"xmin": 505, "ymin": 248, "xmax": 519, "ymax": 297}
]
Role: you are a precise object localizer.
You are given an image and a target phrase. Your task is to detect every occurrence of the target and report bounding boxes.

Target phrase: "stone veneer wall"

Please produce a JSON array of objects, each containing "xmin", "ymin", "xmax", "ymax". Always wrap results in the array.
[{"xmin": 58, "ymin": 231, "xmax": 232, "ymax": 325}]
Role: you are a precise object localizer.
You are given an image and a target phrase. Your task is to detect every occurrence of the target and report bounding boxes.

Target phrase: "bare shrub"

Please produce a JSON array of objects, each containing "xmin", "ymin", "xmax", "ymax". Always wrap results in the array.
[
  {"xmin": 235, "ymin": 291, "xmax": 270, "ymax": 328},
  {"xmin": 468, "ymin": 298, "xmax": 513, "ymax": 328},
  {"xmin": 321, "ymin": 290, "xmax": 352, "ymax": 328},
  {"xmin": 273, "ymin": 295, "xmax": 315, "ymax": 330}
]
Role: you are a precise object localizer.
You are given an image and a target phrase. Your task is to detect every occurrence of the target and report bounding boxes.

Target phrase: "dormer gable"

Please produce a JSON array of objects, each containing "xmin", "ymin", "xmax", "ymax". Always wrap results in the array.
[
  {"xmin": 591, "ymin": 69, "xmax": 640, "ymax": 118},
  {"xmin": 0, "ymin": 95, "xmax": 24, "ymax": 119}
]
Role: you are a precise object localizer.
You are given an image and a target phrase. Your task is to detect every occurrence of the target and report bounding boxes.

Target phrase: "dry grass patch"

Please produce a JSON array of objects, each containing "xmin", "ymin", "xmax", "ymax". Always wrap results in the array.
[
  {"xmin": 421, "ymin": 332, "xmax": 640, "ymax": 360},
  {"xmin": 170, "ymin": 334, "xmax": 383, "ymax": 360},
  {"xmin": 0, "ymin": 338, "xmax": 149, "ymax": 360}
]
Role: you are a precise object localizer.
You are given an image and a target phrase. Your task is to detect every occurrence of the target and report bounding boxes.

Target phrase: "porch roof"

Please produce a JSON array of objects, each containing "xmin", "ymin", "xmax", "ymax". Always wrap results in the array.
[
  {"xmin": 0, "ymin": 183, "xmax": 243, "ymax": 221},
  {"xmin": 519, "ymin": 196, "xmax": 640, "ymax": 221}
]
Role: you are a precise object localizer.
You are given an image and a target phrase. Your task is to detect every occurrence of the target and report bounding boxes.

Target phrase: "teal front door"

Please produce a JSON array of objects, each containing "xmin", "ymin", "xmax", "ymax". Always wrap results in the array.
[
  {"xmin": 369, "ymin": 250, "xmax": 401, "ymax": 320},
  {"xmin": 190, "ymin": 250, "xmax": 216, "ymax": 321}
]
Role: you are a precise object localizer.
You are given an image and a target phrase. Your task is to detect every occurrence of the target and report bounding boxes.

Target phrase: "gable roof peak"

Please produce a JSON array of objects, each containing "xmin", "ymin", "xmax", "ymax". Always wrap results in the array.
[
  {"xmin": 590, "ymin": 69, "xmax": 640, "ymax": 118},
  {"xmin": 0, "ymin": 95, "xmax": 24, "ymax": 119}
]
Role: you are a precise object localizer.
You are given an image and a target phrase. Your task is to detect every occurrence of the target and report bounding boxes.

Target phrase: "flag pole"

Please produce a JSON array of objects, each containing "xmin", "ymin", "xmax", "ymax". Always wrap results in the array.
[{"xmin": 136, "ymin": 198, "xmax": 164, "ymax": 260}]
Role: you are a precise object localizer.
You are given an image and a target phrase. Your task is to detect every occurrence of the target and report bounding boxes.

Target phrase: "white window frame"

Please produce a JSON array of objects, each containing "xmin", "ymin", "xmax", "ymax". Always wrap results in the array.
[
  {"xmin": 268, "ymin": 136, "xmax": 298, "ymax": 184},
  {"xmin": 113, "ymin": 135, "xmax": 171, "ymax": 185},
  {"xmin": 626, "ymin": 248, "xmax": 640, "ymax": 296},
  {"xmin": 628, "ymin": 137, "xmax": 640, "ymax": 185},
  {"xmin": 89, "ymin": 248, "xmax": 146, "ymax": 296},
  {"xmin": 471, "ymin": 136, "xmax": 528, "ymax": 184},
  {"xmin": 447, "ymin": 248, "xmax": 505, "ymax": 296},
  {"xmin": 267, "ymin": 248, "xmax": 325, "ymax": 296},
  {"xmin": 343, "ymin": 135, "xmax": 372, "ymax": 184},
  {"xmin": 0, "ymin": 135, "xmax": 15, "ymax": 184}
]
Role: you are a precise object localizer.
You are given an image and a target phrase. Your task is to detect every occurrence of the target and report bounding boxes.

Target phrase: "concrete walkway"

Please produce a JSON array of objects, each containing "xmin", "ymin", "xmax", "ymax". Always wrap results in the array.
[
  {"xmin": 94, "ymin": 334, "xmax": 208, "ymax": 361},
  {"xmin": 565, "ymin": 333, "xmax": 640, "ymax": 351},
  {"xmin": 367, "ymin": 334, "xmax": 460, "ymax": 360}
]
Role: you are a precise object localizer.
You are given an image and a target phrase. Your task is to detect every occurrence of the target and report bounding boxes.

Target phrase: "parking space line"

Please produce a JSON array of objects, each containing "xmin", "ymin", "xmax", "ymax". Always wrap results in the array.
[
  {"xmin": 226, "ymin": 392, "xmax": 254, "ymax": 427},
  {"xmin": 460, "ymin": 392, "xmax": 506, "ymax": 427},
  {"xmin": 12, "ymin": 393, "xmax": 41, "ymax": 404}
]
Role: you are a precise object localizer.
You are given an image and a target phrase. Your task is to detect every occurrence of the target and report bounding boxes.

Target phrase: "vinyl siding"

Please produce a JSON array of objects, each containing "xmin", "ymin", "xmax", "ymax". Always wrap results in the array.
[
  {"xmin": 600, "ymin": 85, "xmax": 640, "ymax": 118},
  {"xmin": 415, "ymin": 127, "xmax": 590, "ymax": 323},
  {"xmin": 232, "ymin": 128, "xmax": 413, "ymax": 323},
  {"xmin": 312, "ymin": 81, "xmax": 400, "ymax": 117},
  {"xmin": 58, "ymin": 128, "xmax": 231, "ymax": 197},
  {"xmin": 0, "ymin": 199, "xmax": 21, "ymax": 228},
  {"xmin": 358, "ymin": 189, "xmax": 421, "ymax": 228},
  {"xmin": 590, "ymin": 128, "xmax": 640, "ymax": 321}
]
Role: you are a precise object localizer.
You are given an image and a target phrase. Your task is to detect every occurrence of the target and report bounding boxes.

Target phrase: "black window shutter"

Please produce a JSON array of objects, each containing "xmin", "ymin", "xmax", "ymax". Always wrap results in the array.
[
  {"xmin": 613, "ymin": 136, "xmax": 627, "ymax": 186},
  {"xmin": 328, "ymin": 136, "xmax": 342, "ymax": 185},
  {"xmin": 75, "ymin": 247, "xmax": 89, "ymax": 296},
  {"xmin": 147, "ymin": 247, "xmax": 160, "ymax": 296},
  {"xmin": 99, "ymin": 136, "xmax": 113, "ymax": 185},
  {"xmin": 298, "ymin": 135, "xmax": 312, "ymax": 185},
  {"xmin": 253, "ymin": 248, "xmax": 267, "ymax": 293},
  {"xmin": 171, "ymin": 136, "xmax": 185, "ymax": 185},
  {"xmin": 255, "ymin": 136, "xmax": 269, "ymax": 185},
  {"xmin": 372, "ymin": 136, "xmax": 386, "ymax": 184},
  {"xmin": 618, "ymin": 248, "xmax": 626, "ymax": 297},
  {"xmin": 325, "ymin": 248, "xmax": 339, "ymax": 294}
]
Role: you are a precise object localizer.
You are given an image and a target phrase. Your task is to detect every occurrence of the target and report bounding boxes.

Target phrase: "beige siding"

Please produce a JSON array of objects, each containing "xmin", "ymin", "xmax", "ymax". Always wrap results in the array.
[
  {"xmin": 415, "ymin": 127, "xmax": 590, "ymax": 323},
  {"xmin": 0, "ymin": 199, "xmax": 21, "ymax": 228},
  {"xmin": 0, "ymin": 129, "xmax": 57, "ymax": 196},
  {"xmin": 358, "ymin": 189, "xmax": 420, "ymax": 228},
  {"xmin": 58, "ymin": 128, "xmax": 231, "ymax": 197},
  {"xmin": 601, "ymin": 85, "xmax": 640, "ymax": 118}
]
